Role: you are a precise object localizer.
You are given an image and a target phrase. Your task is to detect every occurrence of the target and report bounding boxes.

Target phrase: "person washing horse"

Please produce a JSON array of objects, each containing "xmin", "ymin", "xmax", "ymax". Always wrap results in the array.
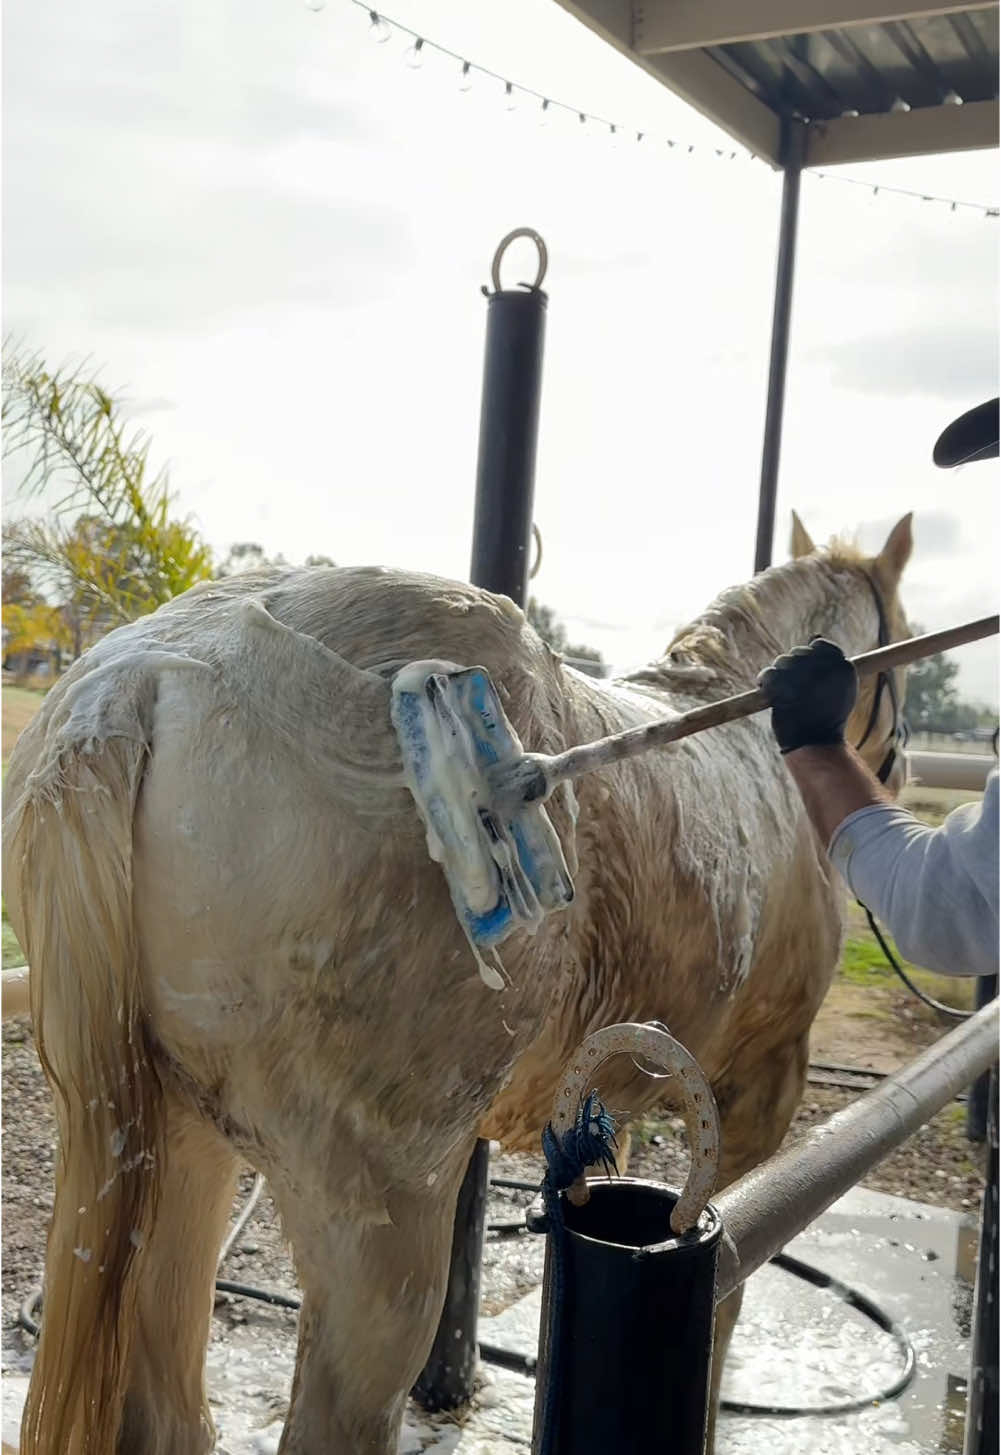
[{"xmin": 761, "ymin": 397, "xmax": 1000, "ymax": 978}]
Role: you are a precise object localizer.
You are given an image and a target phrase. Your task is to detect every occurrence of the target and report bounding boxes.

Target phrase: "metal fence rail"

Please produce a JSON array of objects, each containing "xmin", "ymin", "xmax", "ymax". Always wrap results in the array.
[
  {"xmin": 715, "ymin": 1000, "xmax": 999, "ymax": 1302},
  {"xmin": 906, "ymin": 751, "xmax": 994, "ymax": 792}
]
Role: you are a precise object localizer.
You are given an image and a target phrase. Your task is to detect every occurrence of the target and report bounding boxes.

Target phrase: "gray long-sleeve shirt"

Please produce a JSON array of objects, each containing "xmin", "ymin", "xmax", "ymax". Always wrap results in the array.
[{"xmin": 829, "ymin": 771, "xmax": 999, "ymax": 977}]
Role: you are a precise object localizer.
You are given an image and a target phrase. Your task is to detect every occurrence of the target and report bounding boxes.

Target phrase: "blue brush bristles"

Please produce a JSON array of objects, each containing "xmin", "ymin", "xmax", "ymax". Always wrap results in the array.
[{"xmin": 541, "ymin": 1090, "xmax": 619, "ymax": 1192}]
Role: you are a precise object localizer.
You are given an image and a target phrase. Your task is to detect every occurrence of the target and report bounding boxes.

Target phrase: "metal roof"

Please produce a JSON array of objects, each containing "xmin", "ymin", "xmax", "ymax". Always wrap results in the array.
[{"xmin": 554, "ymin": 2, "xmax": 999, "ymax": 168}]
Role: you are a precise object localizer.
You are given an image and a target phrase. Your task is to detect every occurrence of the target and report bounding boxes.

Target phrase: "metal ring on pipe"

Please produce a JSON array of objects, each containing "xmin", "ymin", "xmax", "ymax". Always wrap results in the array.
[
  {"xmin": 490, "ymin": 228, "xmax": 548, "ymax": 294},
  {"xmin": 529, "ymin": 522, "xmax": 543, "ymax": 579},
  {"xmin": 550, "ymin": 1021, "xmax": 720, "ymax": 1235}
]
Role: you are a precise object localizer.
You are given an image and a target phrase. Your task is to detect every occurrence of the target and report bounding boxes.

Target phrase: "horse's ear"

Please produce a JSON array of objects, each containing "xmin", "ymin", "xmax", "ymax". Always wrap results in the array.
[
  {"xmin": 789, "ymin": 511, "xmax": 815, "ymax": 558},
  {"xmin": 876, "ymin": 512, "xmax": 914, "ymax": 581}
]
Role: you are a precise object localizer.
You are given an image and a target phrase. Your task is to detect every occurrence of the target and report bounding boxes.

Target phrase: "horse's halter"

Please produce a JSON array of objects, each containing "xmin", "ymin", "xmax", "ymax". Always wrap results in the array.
[{"xmin": 854, "ymin": 574, "xmax": 906, "ymax": 785}]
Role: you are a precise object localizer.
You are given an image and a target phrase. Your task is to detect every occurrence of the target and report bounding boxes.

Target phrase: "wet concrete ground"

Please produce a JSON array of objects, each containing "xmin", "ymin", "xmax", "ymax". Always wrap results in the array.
[
  {"xmin": 1, "ymin": 1185, "xmax": 977, "ymax": 1452},
  {"xmin": 458, "ymin": 1184, "xmax": 976, "ymax": 1455}
]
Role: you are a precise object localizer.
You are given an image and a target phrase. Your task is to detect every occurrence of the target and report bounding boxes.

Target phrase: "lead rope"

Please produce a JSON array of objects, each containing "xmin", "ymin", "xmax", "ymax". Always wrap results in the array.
[{"xmin": 860, "ymin": 901, "xmax": 974, "ymax": 1021}]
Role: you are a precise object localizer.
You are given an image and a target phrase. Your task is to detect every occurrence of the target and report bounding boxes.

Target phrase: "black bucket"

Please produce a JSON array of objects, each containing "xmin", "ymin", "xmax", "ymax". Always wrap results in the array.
[{"xmin": 528, "ymin": 1177, "xmax": 722, "ymax": 1455}]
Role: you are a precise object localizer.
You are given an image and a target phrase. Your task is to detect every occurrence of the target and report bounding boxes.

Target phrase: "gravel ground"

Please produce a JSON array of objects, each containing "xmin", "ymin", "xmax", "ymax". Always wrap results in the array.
[{"xmin": 3, "ymin": 1004, "xmax": 986, "ymax": 1369}]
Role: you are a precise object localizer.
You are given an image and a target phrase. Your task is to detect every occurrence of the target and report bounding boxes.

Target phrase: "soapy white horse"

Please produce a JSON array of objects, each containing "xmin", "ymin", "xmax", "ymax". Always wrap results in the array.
[{"xmin": 2, "ymin": 512, "xmax": 911, "ymax": 1453}]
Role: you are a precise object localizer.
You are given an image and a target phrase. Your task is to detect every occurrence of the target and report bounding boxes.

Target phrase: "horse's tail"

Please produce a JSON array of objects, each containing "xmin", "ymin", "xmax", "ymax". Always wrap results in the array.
[{"xmin": 8, "ymin": 727, "xmax": 164, "ymax": 1455}]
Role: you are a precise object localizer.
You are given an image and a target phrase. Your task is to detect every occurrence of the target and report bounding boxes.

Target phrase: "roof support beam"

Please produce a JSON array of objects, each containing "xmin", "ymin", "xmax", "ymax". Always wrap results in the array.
[
  {"xmin": 633, "ymin": 0, "xmax": 998, "ymax": 55},
  {"xmin": 804, "ymin": 95, "xmax": 999, "ymax": 163},
  {"xmin": 555, "ymin": 1, "xmax": 785, "ymax": 161},
  {"xmin": 643, "ymin": 50, "xmax": 785, "ymax": 161}
]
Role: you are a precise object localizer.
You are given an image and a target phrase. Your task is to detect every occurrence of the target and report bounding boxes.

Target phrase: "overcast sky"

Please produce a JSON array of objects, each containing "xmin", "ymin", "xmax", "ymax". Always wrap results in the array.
[{"xmin": 4, "ymin": 0, "xmax": 999, "ymax": 703}]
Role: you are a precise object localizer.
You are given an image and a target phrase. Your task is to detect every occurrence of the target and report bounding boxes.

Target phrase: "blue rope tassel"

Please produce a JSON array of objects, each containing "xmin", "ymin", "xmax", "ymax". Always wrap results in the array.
[{"xmin": 537, "ymin": 1092, "xmax": 618, "ymax": 1455}]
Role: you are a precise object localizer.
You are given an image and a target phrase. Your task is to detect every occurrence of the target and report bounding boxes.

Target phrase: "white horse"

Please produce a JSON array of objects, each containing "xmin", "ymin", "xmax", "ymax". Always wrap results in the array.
[{"xmin": 2, "ymin": 512, "xmax": 911, "ymax": 1454}]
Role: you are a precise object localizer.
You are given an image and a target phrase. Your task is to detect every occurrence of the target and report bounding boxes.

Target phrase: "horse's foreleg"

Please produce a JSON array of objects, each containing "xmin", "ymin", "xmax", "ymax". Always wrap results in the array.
[
  {"xmin": 117, "ymin": 1099, "xmax": 240, "ymax": 1455},
  {"xmin": 1, "ymin": 966, "xmax": 30, "ymax": 1021},
  {"xmin": 272, "ymin": 1148, "xmax": 473, "ymax": 1455}
]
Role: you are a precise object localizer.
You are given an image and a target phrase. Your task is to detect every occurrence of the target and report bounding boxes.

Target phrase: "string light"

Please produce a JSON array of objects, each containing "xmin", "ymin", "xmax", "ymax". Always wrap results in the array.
[{"xmin": 330, "ymin": 0, "xmax": 998, "ymax": 220}]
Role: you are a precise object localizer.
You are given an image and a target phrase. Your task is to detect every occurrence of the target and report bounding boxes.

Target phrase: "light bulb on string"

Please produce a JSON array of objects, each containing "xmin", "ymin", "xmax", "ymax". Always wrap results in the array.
[
  {"xmin": 458, "ymin": 60, "xmax": 474, "ymax": 92},
  {"xmin": 504, "ymin": 81, "xmax": 518, "ymax": 112},
  {"xmin": 404, "ymin": 37, "xmax": 425, "ymax": 69},
  {"xmin": 367, "ymin": 10, "xmax": 392, "ymax": 43},
  {"xmin": 539, "ymin": 98, "xmax": 551, "ymax": 128}
]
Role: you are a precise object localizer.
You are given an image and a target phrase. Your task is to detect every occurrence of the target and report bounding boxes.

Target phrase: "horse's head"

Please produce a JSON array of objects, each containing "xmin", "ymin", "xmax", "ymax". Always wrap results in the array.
[{"xmin": 791, "ymin": 510, "xmax": 913, "ymax": 796}]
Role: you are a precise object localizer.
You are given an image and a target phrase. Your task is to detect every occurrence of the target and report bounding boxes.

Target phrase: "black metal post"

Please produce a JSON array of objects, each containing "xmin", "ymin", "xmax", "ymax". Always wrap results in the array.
[
  {"xmin": 529, "ymin": 1179, "xmax": 721, "ymax": 1454},
  {"xmin": 469, "ymin": 286, "xmax": 548, "ymax": 601},
  {"xmin": 968, "ymin": 976, "xmax": 997, "ymax": 1143},
  {"xmin": 965, "ymin": 1065, "xmax": 999, "ymax": 1455},
  {"xmin": 753, "ymin": 120, "xmax": 806, "ymax": 574},
  {"xmin": 412, "ymin": 1137, "xmax": 491, "ymax": 1410},
  {"xmin": 414, "ymin": 238, "xmax": 549, "ymax": 1412}
]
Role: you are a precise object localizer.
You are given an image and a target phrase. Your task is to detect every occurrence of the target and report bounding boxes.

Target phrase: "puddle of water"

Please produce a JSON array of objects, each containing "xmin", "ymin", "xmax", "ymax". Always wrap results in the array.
[{"xmin": 718, "ymin": 1187, "xmax": 976, "ymax": 1454}]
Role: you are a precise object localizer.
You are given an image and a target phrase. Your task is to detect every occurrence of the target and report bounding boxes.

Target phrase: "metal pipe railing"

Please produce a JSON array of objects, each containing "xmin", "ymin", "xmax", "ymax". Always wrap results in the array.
[
  {"xmin": 715, "ymin": 1000, "xmax": 999, "ymax": 1302},
  {"xmin": 906, "ymin": 751, "xmax": 995, "ymax": 792}
]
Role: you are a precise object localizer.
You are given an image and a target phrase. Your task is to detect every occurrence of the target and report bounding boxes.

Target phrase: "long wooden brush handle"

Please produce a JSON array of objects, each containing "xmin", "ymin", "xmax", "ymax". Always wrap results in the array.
[{"xmin": 541, "ymin": 614, "xmax": 1000, "ymax": 793}]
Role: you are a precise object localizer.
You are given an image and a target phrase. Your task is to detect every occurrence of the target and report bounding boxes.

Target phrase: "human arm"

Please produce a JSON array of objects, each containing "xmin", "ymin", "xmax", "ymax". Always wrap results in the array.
[
  {"xmin": 758, "ymin": 640, "xmax": 999, "ymax": 977},
  {"xmin": 827, "ymin": 774, "xmax": 999, "ymax": 977},
  {"xmin": 781, "ymin": 742, "xmax": 891, "ymax": 846}
]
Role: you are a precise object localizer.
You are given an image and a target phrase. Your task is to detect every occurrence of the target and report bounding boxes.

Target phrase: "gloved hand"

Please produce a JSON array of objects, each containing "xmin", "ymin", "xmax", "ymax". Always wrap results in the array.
[{"xmin": 757, "ymin": 638, "xmax": 858, "ymax": 754}]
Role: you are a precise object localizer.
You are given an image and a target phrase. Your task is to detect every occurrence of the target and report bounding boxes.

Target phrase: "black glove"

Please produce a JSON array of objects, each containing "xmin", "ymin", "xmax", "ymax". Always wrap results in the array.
[{"xmin": 757, "ymin": 638, "xmax": 858, "ymax": 754}]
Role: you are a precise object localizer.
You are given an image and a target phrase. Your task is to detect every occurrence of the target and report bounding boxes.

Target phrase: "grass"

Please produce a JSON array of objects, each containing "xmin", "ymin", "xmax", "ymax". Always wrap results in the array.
[
  {"xmin": 2, "ymin": 917, "xmax": 26, "ymax": 971},
  {"xmin": 2, "ymin": 682, "xmax": 46, "ymax": 763},
  {"xmin": 1, "ymin": 678, "xmax": 46, "ymax": 968},
  {"xmin": 838, "ymin": 932, "xmax": 974, "ymax": 1012}
]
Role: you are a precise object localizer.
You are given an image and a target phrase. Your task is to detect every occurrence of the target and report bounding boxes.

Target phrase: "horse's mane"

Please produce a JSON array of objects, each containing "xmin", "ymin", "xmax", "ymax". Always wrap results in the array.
[{"xmin": 627, "ymin": 541, "xmax": 880, "ymax": 694}]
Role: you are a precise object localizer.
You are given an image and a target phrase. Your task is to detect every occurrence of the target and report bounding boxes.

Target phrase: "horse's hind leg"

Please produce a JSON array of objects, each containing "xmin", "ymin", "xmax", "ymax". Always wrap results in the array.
[
  {"xmin": 705, "ymin": 1031, "xmax": 811, "ymax": 1452},
  {"xmin": 271, "ymin": 1148, "xmax": 472, "ymax": 1455},
  {"xmin": 118, "ymin": 1097, "xmax": 239, "ymax": 1455}
]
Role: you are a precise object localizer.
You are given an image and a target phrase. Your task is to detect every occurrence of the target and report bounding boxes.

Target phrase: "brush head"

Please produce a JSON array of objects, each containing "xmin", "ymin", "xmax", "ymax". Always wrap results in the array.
[{"xmin": 391, "ymin": 661, "xmax": 575, "ymax": 951}]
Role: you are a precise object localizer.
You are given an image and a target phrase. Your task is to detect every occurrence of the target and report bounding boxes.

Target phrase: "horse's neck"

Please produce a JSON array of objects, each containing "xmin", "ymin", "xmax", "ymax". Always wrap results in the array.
[{"xmin": 640, "ymin": 555, "xmax": 879, "ymax": 693}]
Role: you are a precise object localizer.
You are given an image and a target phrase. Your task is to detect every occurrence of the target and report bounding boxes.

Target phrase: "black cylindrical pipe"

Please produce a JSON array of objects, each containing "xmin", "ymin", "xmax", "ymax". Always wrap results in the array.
[
  {"xmin": 965, "ymin": 1065, "xmax": 999, "ymax": 1455},
  {"xmin": 416, "ymin": 251, "xmax": 549, "ymax": 1413},
  {"xmin": 469, "ymin": 287, "xmax": 548, "ymax": 604},
  {"xmin": 529, "ymin": 1179, "xmax": 721, "ymax": 1455},
  {"xmin": 754, "ymin": 121, "xmax": 805, "ymax": 575},
  {"xmin": 413, "ymin": 1137, "xmax": 490, "ymax": 1410},
  {"xmin": 968, "ymin": 976, "xmax": 997, "ymax": 1143}
]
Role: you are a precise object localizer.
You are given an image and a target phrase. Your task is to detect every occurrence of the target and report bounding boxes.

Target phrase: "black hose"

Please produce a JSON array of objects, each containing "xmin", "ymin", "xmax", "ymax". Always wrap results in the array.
[
  {"xmin": 15, "ymin": 1192, "xmax": 917, "ymax": 1421},
  {"xmin": 861, "ymin": 902, "xmax": 974, "ymax": 1021},
  {"xmin": 718, "ymin": 1250, "xmax": 916, "ymax": 1416}
]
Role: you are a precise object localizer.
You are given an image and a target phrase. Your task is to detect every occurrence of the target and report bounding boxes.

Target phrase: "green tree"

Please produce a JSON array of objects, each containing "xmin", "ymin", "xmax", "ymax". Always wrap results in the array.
[
  {"xmin": 527, "ymin": 597, "xmax": 605, "ymax": 677},
  {"xmin": 2, "ymin": 345, "xmax": 213, "ymax": 652},
  {"xmin": 903, "ymin": 623, "xmax": 996, "ymax": 733},
  {"xmin": 903, "ymin": 636, "xmax": 960, "ymax": 729},
  {"xmin": 216, "ymin": 544, "xmax": 335, "ymax": 577}
]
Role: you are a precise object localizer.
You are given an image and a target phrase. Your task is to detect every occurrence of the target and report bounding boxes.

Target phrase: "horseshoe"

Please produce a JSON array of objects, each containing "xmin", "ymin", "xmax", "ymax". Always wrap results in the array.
[{"xmin": 551, "ymin": 1021, "xmax": 720, "ymax": 1235}]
